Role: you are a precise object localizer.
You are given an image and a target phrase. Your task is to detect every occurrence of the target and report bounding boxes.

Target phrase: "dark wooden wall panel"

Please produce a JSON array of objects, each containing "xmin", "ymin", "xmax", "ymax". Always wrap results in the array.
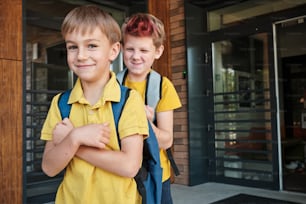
[
  {"xmin": 148, "ymin": 0, "xmax": 172, "ymax": 78},
  {"xmin": 0, "ymin": 0, "xmax": 23, "ymax": 203}
]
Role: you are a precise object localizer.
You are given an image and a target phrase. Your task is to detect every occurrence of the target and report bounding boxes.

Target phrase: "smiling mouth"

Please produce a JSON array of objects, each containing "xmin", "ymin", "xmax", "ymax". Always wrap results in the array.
[
  {"xmin": 131, "ymin": 62, "xmax": 142, "ymax": 66},
  {"xmin": 76, "ymin": 64, "xmax": 94, "ymax": 68}
]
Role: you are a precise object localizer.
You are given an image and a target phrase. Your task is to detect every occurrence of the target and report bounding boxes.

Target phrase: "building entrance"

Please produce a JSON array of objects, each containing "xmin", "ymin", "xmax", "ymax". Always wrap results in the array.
[
  {"xmin": 211, "ymin": 33, "xmax": 274, "ymax": 185},
  {"xmin": 274, "ymin": 16, "xmax": 306, "ymax": 193},
  {"xmin": 186, "ymin": 0, "xmax": 306, "ymax": 192}
]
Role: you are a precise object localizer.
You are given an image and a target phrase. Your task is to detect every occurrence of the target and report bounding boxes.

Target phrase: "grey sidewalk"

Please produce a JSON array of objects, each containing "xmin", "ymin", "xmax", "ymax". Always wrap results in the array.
[
  {"xmin": 171, "ymin": 182, "xmax": 306, "ymax": 204},
  {"xmin": 45, "ymin": 182, "xmax": 306, "ymax": 204}
]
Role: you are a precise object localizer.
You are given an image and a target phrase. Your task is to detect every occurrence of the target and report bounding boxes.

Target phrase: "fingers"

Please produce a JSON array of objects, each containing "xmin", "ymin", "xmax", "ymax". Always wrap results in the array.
[
  {"xmin": 76, "ymin": 123, "xmax": 111, "ymax": 148},
  {"xmin": 70, "ymin": 123, "xmax": 111, "ymax": 149},
  {"xmin": 99, "ymin": 136, "xmax": 110, "ymax": 147},
  {"xmin": 62, "ymin": 118, "xmax": 73, "ymax": 127},
  {"xmin": 145, "ymin": 105, "xmax": 155, "ymax": 121},
  {"xmin": 62, "ymin": 117, "xmax": 70, "ymax": 123},
  {"xmin": 97, "ymin": 124, "xmax": 111, "ymax": 148}
]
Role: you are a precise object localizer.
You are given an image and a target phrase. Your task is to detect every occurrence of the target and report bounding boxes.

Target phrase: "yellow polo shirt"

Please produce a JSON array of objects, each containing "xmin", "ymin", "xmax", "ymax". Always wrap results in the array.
[
  {"xmin": 124, "ymin": 74, "xmax": 182, "ymax": 182},
  {"xmin": 41, "ymin": 72, "xmax": 148, "ymax": 204}
]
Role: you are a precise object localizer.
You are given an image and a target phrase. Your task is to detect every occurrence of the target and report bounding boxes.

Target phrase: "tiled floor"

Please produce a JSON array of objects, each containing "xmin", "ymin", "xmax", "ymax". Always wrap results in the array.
[
  {"xmin": 45, "ymin": 182, "xmax": 306, "ymax": 204},
  {"xmin": 171, "ymin": 182, "xmax": 306, "ymax": 204}
]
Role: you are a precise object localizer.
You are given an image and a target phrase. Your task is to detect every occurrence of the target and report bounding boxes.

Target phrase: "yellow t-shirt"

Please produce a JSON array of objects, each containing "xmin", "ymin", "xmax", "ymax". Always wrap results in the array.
[
  {"xmin": 124, "ymin": 73, "xmax": 182, "ymax": 182},
  {"xmin": 41, "ymin": 72, "xmax": 148, "ymax": 204}
]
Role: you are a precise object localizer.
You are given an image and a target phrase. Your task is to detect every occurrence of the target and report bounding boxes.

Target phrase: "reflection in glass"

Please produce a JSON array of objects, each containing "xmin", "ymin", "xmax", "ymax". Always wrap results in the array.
[
  {"xmin": 207, "ymin": 0, "xmax": 306, "ymax": 31},
  {"xmin": 212, "ymin": 33, "xmax": 273, "ymax": 181}
]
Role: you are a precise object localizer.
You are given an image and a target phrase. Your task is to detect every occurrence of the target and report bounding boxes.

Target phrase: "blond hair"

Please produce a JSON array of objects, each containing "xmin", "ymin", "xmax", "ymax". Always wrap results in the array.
[{"xmin": 61, "ymin": 5, "xmax": 121, "ymax": 44}]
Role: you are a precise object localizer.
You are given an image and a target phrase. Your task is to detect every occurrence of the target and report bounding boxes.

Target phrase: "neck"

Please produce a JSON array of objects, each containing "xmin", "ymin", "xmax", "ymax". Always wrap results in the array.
[
  {"xmin": 81, "ymin": 73, "xmax": 111, "ymax": 105},
  {"xmin": 127, "ymin": 70, "xmax": 150, "ymax": 82}
]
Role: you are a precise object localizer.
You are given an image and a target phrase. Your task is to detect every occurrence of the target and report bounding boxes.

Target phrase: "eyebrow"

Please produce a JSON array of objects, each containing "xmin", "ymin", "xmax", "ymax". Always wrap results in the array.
[{"xmin": 65, "ymin": 38, "xmax": 100, "ymax": 44}]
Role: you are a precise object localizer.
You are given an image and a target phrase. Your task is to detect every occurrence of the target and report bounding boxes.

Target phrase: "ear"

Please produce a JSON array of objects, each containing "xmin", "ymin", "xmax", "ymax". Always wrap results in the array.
[
  {"xmin": 109, "ymin": 42, "xmax": 121, "ymax": 61},
  {"xmin": 154, "ymin": 45, "xmax": 164, "ymax": 60}
]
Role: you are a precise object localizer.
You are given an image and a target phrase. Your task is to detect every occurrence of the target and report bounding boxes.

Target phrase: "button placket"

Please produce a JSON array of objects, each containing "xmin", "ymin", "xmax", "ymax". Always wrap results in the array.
[{"xmin": 88, "ymin": 107, "xmax": 97, "ymax": 123}]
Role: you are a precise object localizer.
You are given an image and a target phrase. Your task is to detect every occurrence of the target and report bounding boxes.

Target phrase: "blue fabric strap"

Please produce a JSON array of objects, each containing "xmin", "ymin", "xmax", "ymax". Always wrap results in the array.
[
  {"xmin": 58, "ymin": 89, "xmax": 72, "ymax": 119},
  {"xmin": 57, "ymin": 86, "xmax": 130, "ymax": 149},
  {"xmin": 112, "ymin": 85, "xmax": 130, "ymax": 149}
]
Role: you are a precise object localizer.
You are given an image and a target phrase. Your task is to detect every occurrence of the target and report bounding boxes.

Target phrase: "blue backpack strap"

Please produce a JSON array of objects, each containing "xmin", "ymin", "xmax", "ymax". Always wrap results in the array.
[
  {"xmin": 112, "ymin": 85, "xmax": 130, "ymax": 149},
  {"xmin": 117, "ymin": 68, "xmax": 179, "ymax": 177},
  {"xmin": 112, "ymin": 84, "xmax": 162, "ymax": 204},
  {"xmin": 58, "ymin": 89, "xmax": 72, "ymax": 119},
  {"xmin": 57, "ymin": 86, "xmax": 129, "ymax": 138},
  {"xmin": 140, "ymin": 122, "xmax": 163, "ymax": 204}
]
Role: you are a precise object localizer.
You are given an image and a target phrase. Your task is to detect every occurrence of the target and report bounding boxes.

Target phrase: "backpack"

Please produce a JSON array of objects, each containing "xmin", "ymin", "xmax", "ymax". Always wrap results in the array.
[
  {"xmin": 117, "ymin": 68, "xmax": 180, "ymax": 176},
  {"xmin": 58, "ymin": 85, "xmax": 162, "ymax": 204}
]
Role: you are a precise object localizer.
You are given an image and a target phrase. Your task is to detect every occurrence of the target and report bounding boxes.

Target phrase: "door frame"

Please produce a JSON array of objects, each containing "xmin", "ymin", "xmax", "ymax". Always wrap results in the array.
[
  {"xmin": 209, "ymin": 29, "xmax": 279, "ymax": 189},
  {"xmin": 185, "ymin": 2, "xmax": 213, "ymax": 185},
  {"xmin": 272, "ymin": 14, "xmax": 306, "ymax": 191},
  {"xmin": 207, "ymin": 5, "xmax": 306, "ymax": 190},
  {"xmin": 190, "ymin": 2, "xmax": 306, "ymax": 190}
]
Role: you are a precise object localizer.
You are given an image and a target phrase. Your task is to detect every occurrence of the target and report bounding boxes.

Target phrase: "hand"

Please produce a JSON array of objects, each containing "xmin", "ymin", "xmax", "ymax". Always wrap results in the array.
[
  {"xmin": 71, "ymin": 123, "xmax": 111, "ymax": 149},
  {"xmin": 53, "ymin": 118, "xmax": 74, "ymax": 145},
  {"xmin": 145, "ymin": 105, "xmax": 155, "ymax": 122}
]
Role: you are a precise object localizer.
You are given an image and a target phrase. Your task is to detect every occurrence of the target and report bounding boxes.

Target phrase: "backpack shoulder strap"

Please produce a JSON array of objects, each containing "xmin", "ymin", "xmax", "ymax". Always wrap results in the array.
[
  {"xmin": 57, "ymin": 85, "xmax": 130, "ymax": 147},
  {"xmin": 116, "ymin": 68, "xmax": 128, "ymax": 85},
  {"xmin": 58, "ymin": 89, "xmax": 72, "ymax": 119},
  {"xmin": 145, "ymin": 69, "xmax": 162, "ymax": 110},
  {"xmin": 147, "ymin": 71, "xmax": 180, "ymax": 176},
  {"xmin": 117, "ymin": 68, "xmax": 162, "ymax": 110},
  {"xmin": 136, "ymin": 120, "xmax": 162, "ymax": 204},
  {"xmin": 112, "ymin": 85, "xmax": 131, "ymax": 149}
]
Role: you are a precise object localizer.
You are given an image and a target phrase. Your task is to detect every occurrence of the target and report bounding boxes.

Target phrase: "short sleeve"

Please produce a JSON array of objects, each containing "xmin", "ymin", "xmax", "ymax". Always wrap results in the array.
[
  {"xmin": 118, "ymin": 89, "xmax": 149, "ymax": 139},
  {"xmin": 156, "ymin": 77, "xmax": 182, "ymax": 112},
  {"xmin": 40, "ymin": 94, "xmax": 62, "ymax": 141}
]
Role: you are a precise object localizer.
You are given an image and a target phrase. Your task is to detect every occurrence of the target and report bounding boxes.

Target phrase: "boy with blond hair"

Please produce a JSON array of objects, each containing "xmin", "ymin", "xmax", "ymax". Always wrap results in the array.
[{"xmin": 41, "ymin": 5, "xmax": 148, "ymax": 204}]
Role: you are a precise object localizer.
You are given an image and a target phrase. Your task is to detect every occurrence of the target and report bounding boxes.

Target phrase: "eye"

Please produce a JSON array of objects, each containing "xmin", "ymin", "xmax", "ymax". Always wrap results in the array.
[
  {"xmin": 67, "ymin": 45, "xmax": 78, "ymax": 51},
  {"xmin": 88, "ymin": 44, "xmax": 98, "ymax": 49},
  {"xmin": 141, "ymin": 49, "xmax": 149, "ymax": 53},
  {"xmin": 125, "ymin": 47, "xmax": 134, "ymax": 51}
]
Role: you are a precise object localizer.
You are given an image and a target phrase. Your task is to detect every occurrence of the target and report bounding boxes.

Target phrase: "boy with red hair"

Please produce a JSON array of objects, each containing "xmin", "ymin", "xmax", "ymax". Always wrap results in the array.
[{"xmin": 119, "ymin": 13, "xmax": 182, "ymax": 204}]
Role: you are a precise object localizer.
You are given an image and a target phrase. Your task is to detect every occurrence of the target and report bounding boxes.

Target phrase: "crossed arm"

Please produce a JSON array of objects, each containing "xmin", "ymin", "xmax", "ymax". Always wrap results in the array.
[{"xmin": 41, "ymin": 118, "xmax": 143, "ymax": 178}]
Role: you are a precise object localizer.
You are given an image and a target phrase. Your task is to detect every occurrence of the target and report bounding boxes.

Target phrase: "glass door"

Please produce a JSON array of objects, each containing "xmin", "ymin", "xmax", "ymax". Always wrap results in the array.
[
  {"xmin": 274, "ymin": 16, "xmax": 306, "ymax": 193},
  {"xmin": 187, "ymin": 0, "xmax": 306, "ymax": 190},
  {"xmin": 212, "ymin": 33, "xmax": 274, "ymax": 184}
]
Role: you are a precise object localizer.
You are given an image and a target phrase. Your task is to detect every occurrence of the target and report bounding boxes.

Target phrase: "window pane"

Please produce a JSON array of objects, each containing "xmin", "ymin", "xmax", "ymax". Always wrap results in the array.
[
  {"xmin": 208, "ymin": 0, "xmax": 306, "ymax": 31},
  {"xmin": 212, "ymin": 33, "xmax": 273, "ymax": 180}
]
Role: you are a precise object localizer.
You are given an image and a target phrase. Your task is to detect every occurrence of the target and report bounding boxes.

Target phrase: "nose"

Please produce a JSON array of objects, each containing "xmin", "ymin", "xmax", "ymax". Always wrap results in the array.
[
  {"xmin": 131, "ymin": 50, "xmax": 141, "ymax": 59},
  {"xmin": 77, "ymin": 47, "xmax": 88, "ymax": 60}
]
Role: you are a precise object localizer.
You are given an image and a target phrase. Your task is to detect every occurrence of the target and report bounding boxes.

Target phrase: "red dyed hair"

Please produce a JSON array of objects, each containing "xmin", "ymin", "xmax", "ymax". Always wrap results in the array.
[{"xmin": 121, "ymin": 13, "xmax": 165, "ymax": 48}]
